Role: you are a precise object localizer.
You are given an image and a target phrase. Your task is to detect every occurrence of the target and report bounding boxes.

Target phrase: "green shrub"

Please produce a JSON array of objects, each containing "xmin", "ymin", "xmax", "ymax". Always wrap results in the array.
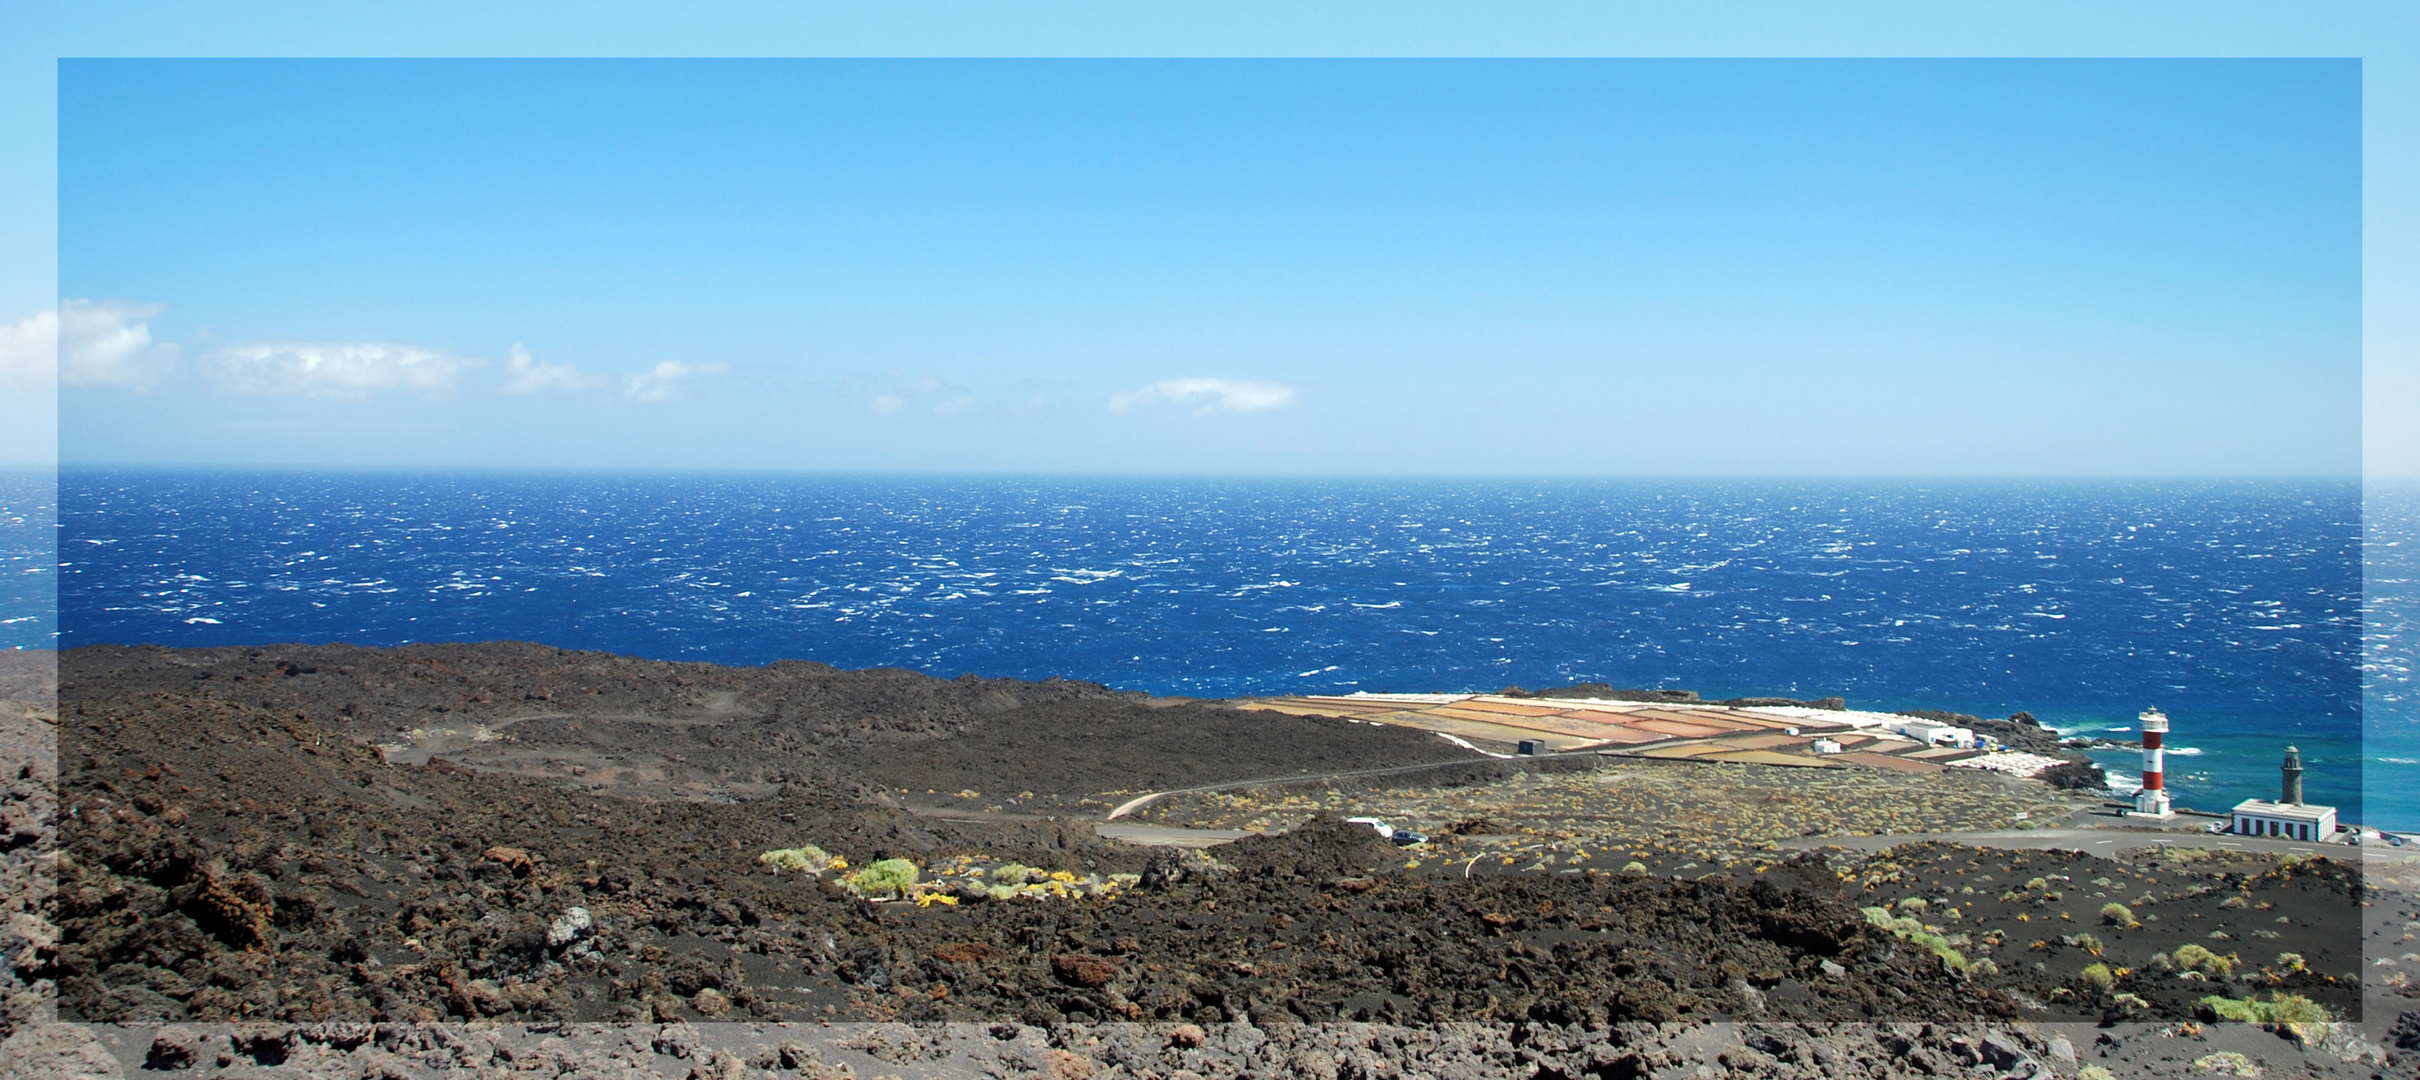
[
  {"xmin": 2100, "ymin": 902, "xmax": 2137, "ymax": 926},
  {"xmin": 2078, "ymin": 963, "xmax": 2115, "ymax": 993},
  {"xmin": 2173, "ymin": 943, "xmax": 2235, "ymax": 977},
  {"xmin": 1898, "ymin": 898, "xmax": 1928, "ymax": 914},
  {"xmin": 1862, "ymin": 906, "xmax": 1972, "ymax": 974},
  {"xmin": 2198, "ymin": 992, "xmax": 2330, "ymax": 1025},
  {"xmin": 2072, "ymin": 932, "xmax": 2104, "ymax": 956},
  {"xmin": 2274, "ymin": 952, "xmax": 2306, "ymax": 973},
  {"xmin": 2080, "ymin": 1067, "xmax": 2116, "ymax": 1080},
  {"xmin": 758, "ymin": 845, "xmax": 834, "ymax": 873},
  {"xmin": 845, "ymin": 858, "xmax": 921, "ymax": 899},
  {"xmin": 2190, "ymin": 1050, "xmax": 2261, "ymax": 1076},
  {"xmin": 988, "ymin": 863, "xmax": 1035, "ymax": 885}
]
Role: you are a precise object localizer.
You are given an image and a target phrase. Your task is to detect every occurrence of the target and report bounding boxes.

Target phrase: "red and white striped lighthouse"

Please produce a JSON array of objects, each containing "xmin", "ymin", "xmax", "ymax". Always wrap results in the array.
[{"xmin": 2134, "ymin": 707, "xmax": 2174, "ymax": 817}]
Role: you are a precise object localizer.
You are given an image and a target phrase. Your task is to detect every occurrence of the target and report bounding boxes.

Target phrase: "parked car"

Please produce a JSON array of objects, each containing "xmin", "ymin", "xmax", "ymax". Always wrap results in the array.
[
  {"xmin": 2205, "ymin": 821, "xmax": 2230, "ymax": 834},
  {"xmin": 1345, "ymin": 817, "xmax": 1428, "ymax": 846}
]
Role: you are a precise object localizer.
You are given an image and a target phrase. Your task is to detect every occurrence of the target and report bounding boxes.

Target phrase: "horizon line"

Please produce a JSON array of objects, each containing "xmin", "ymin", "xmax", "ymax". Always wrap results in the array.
[{"xmin": 8, "ymin": 463, "xmax": 2376, "ymax": 483}]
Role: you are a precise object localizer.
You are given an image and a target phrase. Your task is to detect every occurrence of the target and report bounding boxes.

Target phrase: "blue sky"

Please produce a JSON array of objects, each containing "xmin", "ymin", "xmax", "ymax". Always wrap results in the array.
[{"xmin": 5, "ymin": 10, "xmax": 2404, "ymax": 476}]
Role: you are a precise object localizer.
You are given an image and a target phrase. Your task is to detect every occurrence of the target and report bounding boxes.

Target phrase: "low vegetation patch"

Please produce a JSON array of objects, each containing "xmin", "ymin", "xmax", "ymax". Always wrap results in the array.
[
  {"xmin": 845, "ymin": 857, "xmax": 922, "ymax": 899},
  {"xmin": 1862, "ymin": 905, "xmax": 1976, "ymax": 975},
  {"xmin": 758, "ymin": 844, "xmax": 843, "ymax": 873},
  {"xmin": 2171, "ymin": 943, "xmax": 2236, "ymax": 978},
  {"xmin": 2196, "ymin": 992, "xmax": 2330, "ymax": 1024},
  {"xmin": 2190, "ymin": 1050, "xmax": 2262, "ymax": 1077}
]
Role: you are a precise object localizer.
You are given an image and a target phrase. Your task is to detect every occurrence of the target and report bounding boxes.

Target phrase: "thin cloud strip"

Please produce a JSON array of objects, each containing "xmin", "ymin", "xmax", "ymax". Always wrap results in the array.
[
  {"xmin": 505, "ymin": 346, "xmax": 729, "ymax": 402},
  {"xmin": 1109, "ymin": 378, "xmax": 1299, "ymax": 415},
  {"xmin": 499, "ymin": 343, "xmax": 608, "ymax": 395},
  {"xmin": 45, "ymin": 300, "xmax": 726, "ymax": 403},
  {"xmin": 205, "ymin": 341, "xmax": 472, "ymax": 399},
  {"xmin": 622, "ymin": 361, "xmax": 729, "ymax": 403}
]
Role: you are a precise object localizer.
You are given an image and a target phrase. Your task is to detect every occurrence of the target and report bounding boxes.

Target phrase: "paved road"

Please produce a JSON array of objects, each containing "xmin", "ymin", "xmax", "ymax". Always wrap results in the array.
[
  {"xmin": 1094, "ymin": 817, "xmax": 2378, "ymax": 859},
  {"xmin": 1776, "ymin": 824, "xmax": 2361, "ymax": 859},
  {"xmin": 1102, "ymin": 752, "xmax": 1550, "ymax": 820},
  {"xmin": 1099, "ymin": 747, "xmax": 1632, "ymax": 820},
  {"xmin": 1094, "ymin": 823, "xmax": 1258, "ymax": 848}
]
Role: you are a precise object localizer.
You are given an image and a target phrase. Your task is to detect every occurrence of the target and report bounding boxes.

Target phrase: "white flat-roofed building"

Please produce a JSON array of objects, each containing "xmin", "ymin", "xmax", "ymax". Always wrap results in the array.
[
  {"xmin": 2229, "ymin": 799, "xmax": 2335, "ymax": 842},
  {"xmin": 1890, "ymin": 719, "xmax": 1976, "ymax": 749}
]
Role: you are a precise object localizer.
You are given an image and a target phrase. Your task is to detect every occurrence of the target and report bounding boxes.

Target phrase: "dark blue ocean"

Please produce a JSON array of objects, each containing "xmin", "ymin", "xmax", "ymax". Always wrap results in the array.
[
  {"xmin": 2364, "ymin": 482, "xmax": 2420, "ymax": 831},
  {"xmin": 44, "ymin": 470, "xmax": 2374, "ymax": 824},
  {"xmin": 0, "ymin": 470, "xmax": 52, "ymax": 653}
]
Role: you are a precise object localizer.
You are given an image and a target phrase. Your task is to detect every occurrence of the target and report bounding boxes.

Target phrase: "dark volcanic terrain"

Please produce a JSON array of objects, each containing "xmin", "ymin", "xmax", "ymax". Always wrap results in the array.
[
  {"xmin": 16, "ymin": 642, "xmax": 2401, "ymax": 1080},
  {"xmin": 54, "ymin": 644, "xmax": 1986, "ymax": 1027}
]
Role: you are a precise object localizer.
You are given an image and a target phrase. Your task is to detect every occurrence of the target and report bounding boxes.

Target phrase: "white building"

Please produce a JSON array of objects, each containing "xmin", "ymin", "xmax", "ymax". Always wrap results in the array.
[
  {"xmin": 2229, "ymin": 800, "xmax": 2335, "ymax": 842},
  {"xmin": 1890, "ymin": 719, "xmax": 1975, "ymax": 749},
  {"xmin": 2230, "ymin": 745, "xmax": 2335, "ymax": 841}
]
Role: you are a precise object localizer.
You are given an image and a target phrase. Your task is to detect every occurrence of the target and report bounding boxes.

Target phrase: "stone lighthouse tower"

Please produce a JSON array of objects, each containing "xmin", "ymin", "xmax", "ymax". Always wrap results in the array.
[
  {"xmin": 2282, "ymin": 745, "xmax": 2304, "ymax": 805},
  {"xmin": 2130, "ymin": 707, "xmax": 2175, "ymax": 819}
]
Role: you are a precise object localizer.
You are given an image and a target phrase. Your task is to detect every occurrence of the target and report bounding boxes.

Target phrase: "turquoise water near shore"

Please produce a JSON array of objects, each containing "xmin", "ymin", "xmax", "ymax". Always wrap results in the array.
[{"xmin": 53, "ymin": 471, "xmax": 2366, "ymax": 823}]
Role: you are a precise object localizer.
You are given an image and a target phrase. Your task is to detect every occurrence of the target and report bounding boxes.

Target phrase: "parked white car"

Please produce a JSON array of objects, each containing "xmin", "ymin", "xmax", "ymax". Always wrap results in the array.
[{"xmin": 1345, "ymin": 817, "xmax": 1428, "ymax": 846}]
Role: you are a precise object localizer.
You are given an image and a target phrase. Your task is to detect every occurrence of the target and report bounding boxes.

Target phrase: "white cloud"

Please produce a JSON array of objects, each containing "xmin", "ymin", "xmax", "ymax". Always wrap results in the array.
[
  {"xmin": 1109, "ymin": 377, "xmax": 1299, "ymax": 415},
  {"xmin": 865, "ymin": 374, "xmax": 976, "ymax": 417},
  {"xmin": 621, "ymin": 361, "xmax": 727, "ymax": 403},
  {"xmin": 498, "ymin": 346, "xmax": 724, "ymax": 402},
  {"xmin": 499, "ymin": 343, "xmax": 609, "ymax": 395},
  {"xmin": 202, "ymin": 341, "xmax": 470, "ymax": 399},
  {"xmin": 43, "ymin": 304, "xmax": 722, "ymax": 405},
  {"xmin": 60, "ymin": 299, "xmax": 180, "ymax": 390},
  {"xmin": 0, "ymin": 309, "xmax": 57, "ymax": 388}
]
